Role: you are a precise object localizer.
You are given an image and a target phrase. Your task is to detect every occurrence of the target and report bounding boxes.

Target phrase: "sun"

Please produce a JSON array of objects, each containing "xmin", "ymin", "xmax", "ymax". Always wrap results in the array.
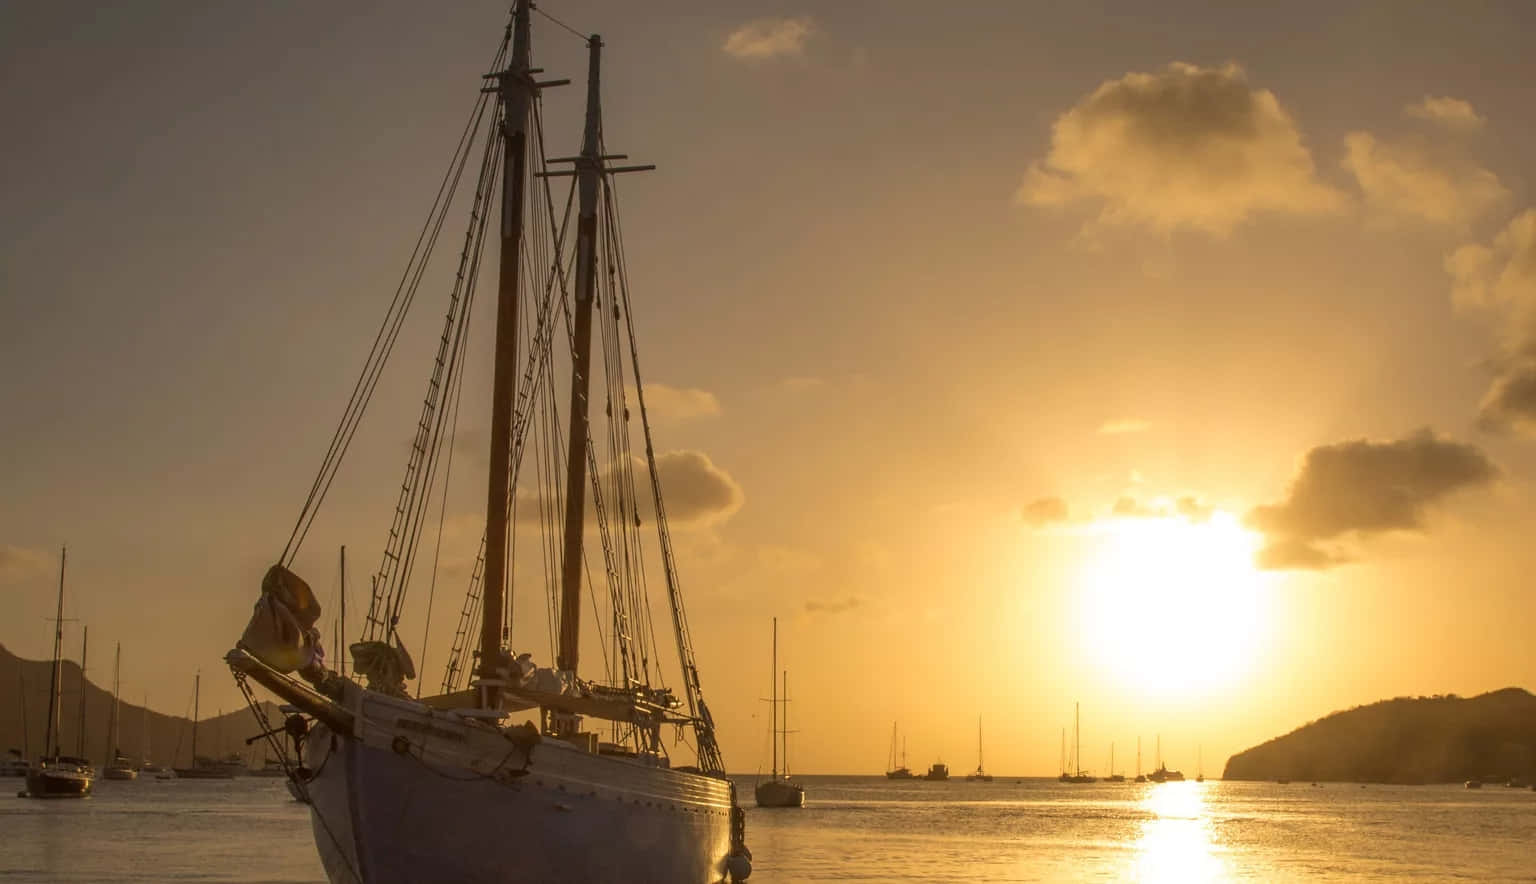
[{"xmin": 1072, "ymin": 509, "xmax": 1273, "ymax": 698}]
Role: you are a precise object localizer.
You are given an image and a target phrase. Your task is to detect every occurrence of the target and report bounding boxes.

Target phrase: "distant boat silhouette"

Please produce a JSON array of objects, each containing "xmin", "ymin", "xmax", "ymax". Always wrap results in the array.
[
  {"xmin": 885, "ymin": 722, "xmax": 915, "ymax": 779},
  {"xmin": 1104, "ymin": 742, "xmax": 1125, "ymax": 782},
  {"xmin": 1146, "ymin": 735, "xmax": 1183, "ymax": 782},
  {"xmin": 1134, "ymin": 736, "xmax": 1147, "ymax": 782},
  {"xmin": 24, "ymin": 548, "xmax": 96, "ymax": 799},
  {"xmin": 172, "ymin": 673, "xmax": 235, "ymax": 779},
  {"xmin": 101, "ymin": 643, "xmax": 138, "ymax": 780},
  {"xmin": 925, "ymin": 761, "xmax": 950, "ymax": 781},
  {"xmin": 1465, "ymin": 779, "xmax": 1483, "ymax": 789},
  {"xmin": 1058, "ymin": 703, "xmax": 1096, "ymax": 783},
  {"xmin": 754, "ymin": 618, "xmax": 803, "ymax": 808},
  {"xmin": 965, "ymin": 717, "xmax": 992, "ymax": 782},
  {"xmin": 1195, "ymin": 745, "xmax": 1204, "ymax": 783}
]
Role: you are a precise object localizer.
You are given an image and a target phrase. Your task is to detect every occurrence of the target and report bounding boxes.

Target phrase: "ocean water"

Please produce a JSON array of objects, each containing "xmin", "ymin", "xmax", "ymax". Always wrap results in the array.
[{"xmin": 3, "ymin": 775, "xmax": 1534, "ymax": 882}]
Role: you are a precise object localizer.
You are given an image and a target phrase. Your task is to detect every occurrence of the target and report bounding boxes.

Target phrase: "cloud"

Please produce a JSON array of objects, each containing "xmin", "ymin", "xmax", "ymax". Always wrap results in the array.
[
  {"xmin": 630, "ymin": 383, "xmax": 721, "ymax": 422},
  {"xmin": 1254, "ymin": 538, "xmax": 1350, "ymax": 571},
  {"xmin": 722, "ymin": 17, "xmax": 814, "ymax": 60},
  {"xmin": 1017, "ymin": 62, "xmax": 1342, "ymax": 235},
  {"xmin": 1404, "ymin": 96, "xmax": 1485, "ymax": 131},
  {"xmin": 0, "ymin": 544, "xmax": 53, "ymax": 584},
  {"xmin": 1247, "ymin": 429, "xmax": 1498, "ymax": 569},
  {"xmin": 1446, "ymin": 209, "xmax": 1536, "ymax": 434},
  {"xmin": 1099, "ymin": 418, "xmax": 1152, "ymax": 435},
  {"xmin": 1112, "ymin": 495, "xmax": 1161, "ymax": 518},
  {"xmin": 517, "ymin": 450, "xmax": 743, "ymax": 528},
  {"xmin": 1021, "ymin": 496, "xmax": 1069, "ymax": 527},
  {"xmin": 1342, "ymin": 131, "xmax": 1506, "ymax": 226},
  {"xmin": 804, "ymin": 595, "xmax": 864, "ymax": 615},
  {"xmin": 1175, "ymin": 496, "xmax": 1214, "ymax": 523}
]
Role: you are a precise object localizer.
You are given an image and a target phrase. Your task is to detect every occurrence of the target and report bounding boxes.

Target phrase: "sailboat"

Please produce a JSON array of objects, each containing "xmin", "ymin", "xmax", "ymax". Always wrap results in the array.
[
  {"xmin": 1104, "ymin": 742, "xmax": 1125, "ymax": 783},
  {"xmin": 1146, "ymin": 734, "xmax": 1184, "ymax": 782},
  {"xmin": 24, "ymin": 547, "xmax": 96, "ymax": 798},
  {"xmin": 6, "ymin": 671, "xmax": 30, "ymax": 776},
  {"xmin": 1195, "ymin": 745, "xmax": 1205, "ymax": 783},
  {"xmin": 965, "ymin": 717, "xmax": 992, "ymax": 781},
  {"xmin": 1058, "ymin": 703, "xmax": 1096, "ymax": 783},
  {"xmin": 173, "ymin": 672, "xmax": 236, "ymax": 779},
  {"xmin": 102, "ymin": 643, "xmax": 139, "ymax": 780},
  {"xmin": 1134, "ymin": 736, "xmax": 1146, "ymax": 783},
  {"xmin": 885, "ymin": 723, "xmax": 915, "ymax": 779},
  {"xmin": 225, "ymin": 6, "xmax": 753, "ymax": 881},
  {"xmin": 755, "ymin": 619, "xmax": 804, "ymax": 808}
]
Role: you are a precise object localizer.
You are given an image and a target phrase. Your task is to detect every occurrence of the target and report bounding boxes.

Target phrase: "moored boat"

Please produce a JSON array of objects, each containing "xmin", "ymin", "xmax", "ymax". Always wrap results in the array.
[
  {"xmin": 885, "ymin": 723, "xmax": 915, "ymax": 779},
  {"xmin": 227, "ymin": 6, "xmax": 753, "ymax": 880},
  {"xmin": 753, "ymin": 619, "xmax": 804, "ymax": 808},
  {"xmin": 24, "ymin": 548, "xmax": 96, "ymax": 799}
]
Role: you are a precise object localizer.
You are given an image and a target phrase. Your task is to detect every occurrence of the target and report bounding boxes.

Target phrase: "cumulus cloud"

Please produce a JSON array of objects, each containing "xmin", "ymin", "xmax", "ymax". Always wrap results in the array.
[
  {"xmin": 630, "ymin": 383, "xmax": 721, "ymax": 422},
  {"xmin": 722, "ymin": 17, "xmax": 814, "ymax": 60},
  {"xmin": 1112, "ymin": 495, "xmax": 1161, "ymax": 518},
  {"xmin": 0, "ymin": 544, "xmax": 52, "ymax": 584},
  {"xmin": 1109, "ymin": 494, "xmax": 1212, "ymax": 522},
  {"xmin": 805, "ymin": 595, "xmax": 864, "ymax": 615},
  {"xmin": 1247, "ymin": 429, "xmax": 1498, "ymax": 569},
  {"xmin": 1022, "ymin": 496, "xmax": 1069, "ymax": 527},
  {"xmin": 1446, "ymin": 209, "xmax": 1536, "ymax": 434},
  {"xmin": 1017, "ymin": 62, "xmax": 1342, "ymax": 235},
  {"xmin": 1342, "ymin": 131, "xmax": 1506, "ymax": 226},
  {"xmin": 1099, "ymin": 418, "xmax": 1152, "ymax": 435},
  {"xmin": 1404, "ymin": 96, "xmax": 1485, "ymax": 131},
  {"xmin": 517, "ymin": 450, "xmax": 743, "ymax": 528},
  {"xmin": 1175, "ymin": 496, "xmax": 1214, "ymax": 523}
]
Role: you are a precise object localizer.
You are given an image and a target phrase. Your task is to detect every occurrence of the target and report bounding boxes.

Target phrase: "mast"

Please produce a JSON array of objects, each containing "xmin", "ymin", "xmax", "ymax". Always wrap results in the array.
[
  {"xmin": 782, "ymin": 669, "xmax": 790, "ymax": 778},
  {"xmin": 978, "ymin": 716, "xmax": 983, "ymax": 772},
  {"xmin": 1074, "ymin": 702, "xmax": 1080, "ymax": 777},
  {"xmin": 768, "ymin": 617, "xmax": 778, "ymax": 778},
  {"xmin": 888, "ymin": 722, "xmax": 896, "ymax": 771},
  {"xmin": 1111, "ymin": 742, "xmax": 1115, "ymax": 778},
  {"xmin": 1060, "ymin": 728, "xmax": 1065, "ymax": 776},
  {"xmin": 1137, "ymin": 736, "xmax": 1142, "ymax": 778},
  {"xmin": 554, "ymin": 34, "xmax": 605, "ymax": 676},
  {"xmin": 107, "ymin": 641, "xmax": 121, "ymax": 763},
  {"xmin": 76, "ymin": 625, "xmax": 88, "ymax": 757},
  {"xmin": 45, "ymin": 547, "xmax": 65, "ymax": 759},
  {"xmin": 191, "ymin": 672, "xmax": 200, "ymax": 765},
  {"xmin": 339, "ymin": 545, "xmax": 347, "ymax": 679},
  {"xmin": 478, "ymin": 0, "xmax": 534, "ymax": 706},
  {"xmin": 18, "ymin": 670, "xmax": 29, "ymax": 760},
  {"xmin": 143, "ymin": 694, "xmax": 150, "ymax": 764}
]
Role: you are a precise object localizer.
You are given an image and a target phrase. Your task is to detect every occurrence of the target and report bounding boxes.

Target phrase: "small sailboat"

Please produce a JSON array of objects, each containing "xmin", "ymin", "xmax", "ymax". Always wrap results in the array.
[
  {"xmin": 885, "ymin": 723, "xmax": 915, "ymax": 779},
  {"xmin": 225, "ymin": 7, "xmax": 755, "ymax": 880},
  {"xmin": 1104, "ymin": 742, "xmax": 1125, "ymax": 783},
  {"xmin": 1058, "ymin": 703, "xmax": 1096, "ymax": 783},
  {"xmin": 172, "ymin": 672, "xmax": 236, "ymax": 779},
  {"xmin": 754, "ymin": 618, "xmax": 804, "ymax": 808},
  {"xmin": 102, "ymin": 643, "xmax": 139, "ymax": 780},
  {"xmin": 965, "ymin": 717, "xmax": 992, "ymax": 781},
  {"xmin": 1146, "ymin": 735, "xmax": 1184, "ymax": 782},
  {"xmin": 24, "ymin": 547, "xmax": 96, "ymax": 799},
  {"xmin": 1195, "ymin": 745, "xmax": 1205, "ymax": 783},
  {"xmin": 1134, "ymin": 736, "xmax": 1147, "ymax": 783}
]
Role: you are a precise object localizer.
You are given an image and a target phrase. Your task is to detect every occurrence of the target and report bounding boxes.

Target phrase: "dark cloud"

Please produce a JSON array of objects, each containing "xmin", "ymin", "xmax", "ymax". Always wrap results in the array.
[
  {"xmin": 1021, "ymin": 496, "xmax": 1068, "ymax": 527},
  {"xmin": 1448, "ymin": 209, "xmax": 1536, "ymax": 435},
  {"xmin": 1254, "ymin": 538, "xmax": 1350, "ymax": 571},
  {"xmin": 1247, "ymin": 429, "xmax": 1497, "ymax": 569},
  {"xmin": 1018, "ymin": 62, "xmax": 1340, "ymax": 234},
  {"xmin": 1476, "ymin": 362, "xmax": 1536, "ymax": 434},
  {"xmin": 805, "ymin": 595, "xmax": 863, "ymax": 615}
]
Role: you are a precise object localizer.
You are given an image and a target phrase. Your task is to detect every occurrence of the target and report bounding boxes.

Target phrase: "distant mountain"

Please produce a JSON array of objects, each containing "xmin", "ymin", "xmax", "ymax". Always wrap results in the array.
[
  {"xmin": 0, "ymin": 642, "xmax": 280, "ymax": 767},
  {"xmin": 1223, "ymin": 688, "xmax": 1536, "ymax": 784}
]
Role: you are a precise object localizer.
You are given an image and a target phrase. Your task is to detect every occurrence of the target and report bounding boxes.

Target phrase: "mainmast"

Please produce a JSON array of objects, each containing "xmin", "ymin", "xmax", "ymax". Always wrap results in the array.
[
  {"xmin": 107, "ymin": 642, "xmax": 121, "ymax": 762},
  {"xmin": 768, "ymin": 617, "xmax": 778, "ymax": 777},
  {"xmin": 478, "ymin": 1, "xmax": 534, "ymax": 706},
  {"xmin": 555, "ymin": 35, "xmax": 605, "ymax": 676},
  {"xmin": 191, "ymin": 672, "xmax": 200, "ymax": 765},
  {"xmin": 45, "ymin": 547, "xmax": 65, "ymax": 759},
  {"xmin": 76, "ymin": 626, "xmax": 88, "ymax": 757}
]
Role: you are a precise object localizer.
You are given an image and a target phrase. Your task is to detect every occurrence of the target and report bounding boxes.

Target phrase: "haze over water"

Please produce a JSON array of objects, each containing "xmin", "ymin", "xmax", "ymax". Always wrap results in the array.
[{"xmin": 5, "ymin": 777, "xmax": 1534, "ymax": 882}]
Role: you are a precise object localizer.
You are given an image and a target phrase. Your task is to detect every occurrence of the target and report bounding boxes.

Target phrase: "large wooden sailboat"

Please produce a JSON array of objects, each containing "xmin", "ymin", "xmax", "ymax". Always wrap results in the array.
[
  {"xmin": 227, "ymin": 5, "xmax": 751, "ymax": 882},
  {"xmin": 24, "ymin": 547, "xmax": 96, "ymax": 799},
  {"xmin": 754, "ymin": 618, "xmax": 804, "ymax": 808}
]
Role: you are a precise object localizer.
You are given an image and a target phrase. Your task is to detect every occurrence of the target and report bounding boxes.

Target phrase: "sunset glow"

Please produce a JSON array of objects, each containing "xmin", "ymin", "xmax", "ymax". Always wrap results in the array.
[{"xmin": 1074, "ymin": 510, "xmax": 1273, "ymax": 698}]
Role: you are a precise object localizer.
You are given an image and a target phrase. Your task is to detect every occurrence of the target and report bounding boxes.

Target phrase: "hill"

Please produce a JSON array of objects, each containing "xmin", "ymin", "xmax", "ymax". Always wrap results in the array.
[
  {"xmin": 0, "ymin": 642, "xmax": 279, "ymax": 767},
  {"xmin": 1223, "ymin": 688, "xmax": 1536, "ymax": 784}
]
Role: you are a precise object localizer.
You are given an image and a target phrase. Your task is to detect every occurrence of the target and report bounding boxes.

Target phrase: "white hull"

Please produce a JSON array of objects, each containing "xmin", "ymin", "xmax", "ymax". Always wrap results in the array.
[{"xmin": 303, "ymin": 686, "xmax": 735, "ymax": 884}]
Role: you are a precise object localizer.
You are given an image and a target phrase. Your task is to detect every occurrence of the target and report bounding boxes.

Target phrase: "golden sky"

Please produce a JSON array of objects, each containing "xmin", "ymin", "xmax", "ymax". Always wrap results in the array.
[{"xmin": 3, "ymin": 1, "xmax": 1536, "ymax": 776}]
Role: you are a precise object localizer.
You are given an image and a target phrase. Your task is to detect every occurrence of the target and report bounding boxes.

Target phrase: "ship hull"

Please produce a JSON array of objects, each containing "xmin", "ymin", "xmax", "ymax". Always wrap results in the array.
[
  {"xmin": 24, "ymin": 767, "xmax": 94, "ymax": 798},
  {"xmin": 753, "ymin": 778, "xmax": 804, "ymax": 807},
  {"xmin": 302, "ymin": 689, "xmax": 735, "ymax": 884}
]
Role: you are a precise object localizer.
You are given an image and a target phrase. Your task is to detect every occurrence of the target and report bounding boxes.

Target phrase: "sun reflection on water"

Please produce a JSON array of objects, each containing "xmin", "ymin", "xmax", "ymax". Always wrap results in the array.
[{"xmin": 1131, "ymin": 782, "xmax": 1227, "ymax": 882}]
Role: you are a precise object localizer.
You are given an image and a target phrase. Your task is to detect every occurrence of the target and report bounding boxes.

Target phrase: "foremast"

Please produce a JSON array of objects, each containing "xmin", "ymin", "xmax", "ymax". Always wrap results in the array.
[{"xmin": 478, "ymin": 1, "xmax": 534, "ymax": 709}]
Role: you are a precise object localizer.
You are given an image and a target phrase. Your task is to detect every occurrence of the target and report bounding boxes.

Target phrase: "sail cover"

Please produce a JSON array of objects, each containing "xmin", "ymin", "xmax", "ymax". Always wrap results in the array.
[{"xmin": 239, "ymin": 564, "xmax": 324, "ymax": 676}]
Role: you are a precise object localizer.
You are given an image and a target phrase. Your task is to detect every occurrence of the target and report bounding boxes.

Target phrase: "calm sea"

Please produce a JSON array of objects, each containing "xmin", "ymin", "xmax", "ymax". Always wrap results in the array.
[{"xmin": 3, "ymin": 775, "xmax": 1534, "ymax": 882}]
